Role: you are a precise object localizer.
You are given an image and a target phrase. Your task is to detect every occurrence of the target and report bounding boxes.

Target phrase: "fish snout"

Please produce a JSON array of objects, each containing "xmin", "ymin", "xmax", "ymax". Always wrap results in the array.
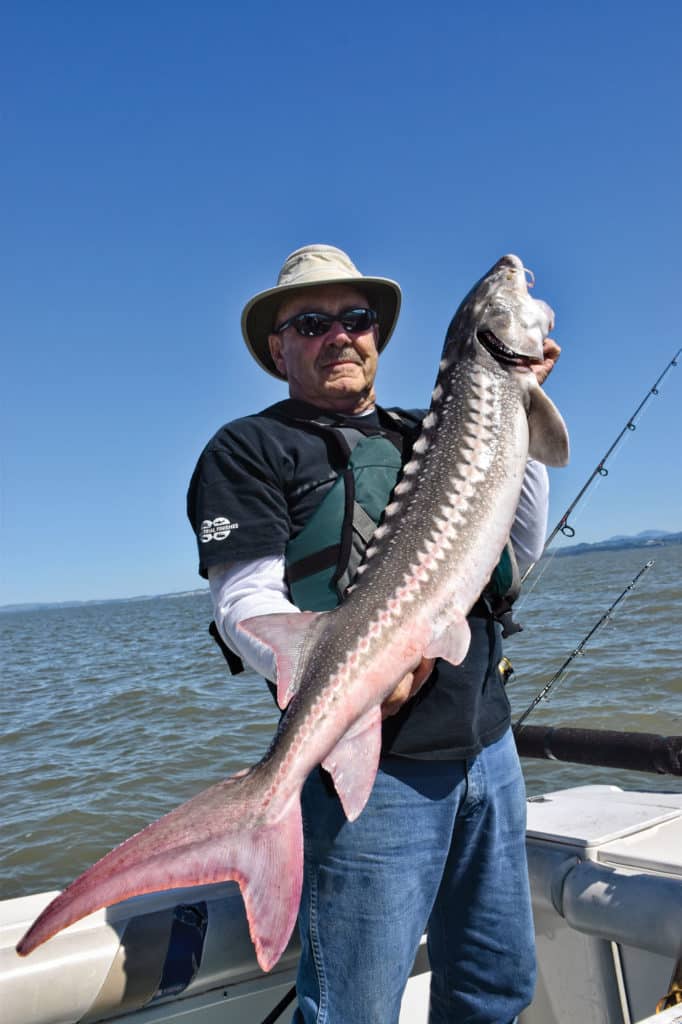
[{"xmin": 496, "ymin": 253, "xmax": 525, "ymax": 275}]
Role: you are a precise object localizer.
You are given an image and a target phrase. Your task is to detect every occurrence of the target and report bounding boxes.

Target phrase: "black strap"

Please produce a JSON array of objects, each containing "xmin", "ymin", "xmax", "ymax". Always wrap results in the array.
[
  {"xmin": 208, "ymin": 620, "xmax": 246, "ymax": 675},
  {"xmin": 258, "ymin": 984, "xmax": 297, "ymax": 1024},
  {"xmin": 331, "ymin": 467, "xmax": 356, "ymax": 590},
  {"xmin": 335, "ymin": 500, "xmax": 378, "ymax": 597},
  {"xmin": 286, "ymin": 544, "xmax": 340, "ymax": 584}
]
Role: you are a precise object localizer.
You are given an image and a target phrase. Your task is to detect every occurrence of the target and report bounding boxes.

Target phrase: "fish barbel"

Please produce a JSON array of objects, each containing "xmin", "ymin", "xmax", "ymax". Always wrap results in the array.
[{"xmin": 16, "ymin": 254, "xmax": 569, "ymax": 971}]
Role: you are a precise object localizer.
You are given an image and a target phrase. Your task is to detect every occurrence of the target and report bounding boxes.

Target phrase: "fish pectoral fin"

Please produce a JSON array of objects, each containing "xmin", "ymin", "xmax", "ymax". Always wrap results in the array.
[
  {"xmin": 423, "ymin": 615, "xmax": 471, "ymax": 666},
  {"xmin": 526, "ymin": 382, "xmax": 570, "ymax": 467},
  {"xmin": 238, "ymin": 610, "xmax": 325, "ymax": 708},
  {"xmin": 16, "ymin": 772, "xmax": 304, "ymax": 974},
  {"xmin": 322, "ymin": 707, "xmax": 382, "ymax": 822}
]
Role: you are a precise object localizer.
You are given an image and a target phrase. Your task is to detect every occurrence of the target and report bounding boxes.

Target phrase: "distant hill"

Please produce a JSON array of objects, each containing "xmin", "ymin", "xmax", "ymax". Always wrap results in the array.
[
  {"xmin": 0, "ymin": 589, "xmax": 208, "ymax": 614},
  {"xmin": 554, "ymin": 529, "xmax": 682, "ymax": 558}
]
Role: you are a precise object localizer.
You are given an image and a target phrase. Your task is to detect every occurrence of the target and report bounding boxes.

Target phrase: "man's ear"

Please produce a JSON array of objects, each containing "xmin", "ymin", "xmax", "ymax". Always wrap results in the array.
[{"xmin": 268, "ymin": 334, "xmax": 287, "ymax": 377}]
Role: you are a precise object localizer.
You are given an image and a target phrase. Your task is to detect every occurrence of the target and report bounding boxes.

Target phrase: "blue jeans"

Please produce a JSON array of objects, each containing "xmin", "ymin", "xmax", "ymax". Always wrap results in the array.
[{"xmin": 293, "ymin": 728, "xmax": 535, "ymax": 1024}]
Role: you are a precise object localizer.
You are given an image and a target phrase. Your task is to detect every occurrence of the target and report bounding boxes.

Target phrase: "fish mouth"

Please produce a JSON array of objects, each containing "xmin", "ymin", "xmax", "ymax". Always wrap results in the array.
[{"xmin": 476, "ymin": 330, "xmax": 537, "ymax": 368}]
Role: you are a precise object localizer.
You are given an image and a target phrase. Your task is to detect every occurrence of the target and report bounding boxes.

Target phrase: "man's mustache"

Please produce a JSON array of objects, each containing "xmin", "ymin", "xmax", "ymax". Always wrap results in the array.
[{"xmin": 319, "ymin": 348, "xmax": 363, "ymax": 367}]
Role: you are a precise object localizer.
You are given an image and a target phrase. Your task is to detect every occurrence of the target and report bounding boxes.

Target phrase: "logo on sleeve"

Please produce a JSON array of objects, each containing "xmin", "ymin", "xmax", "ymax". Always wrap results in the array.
[{"xmin": 199, "ymin": 517, "xmax": 240, "ymax": 543}]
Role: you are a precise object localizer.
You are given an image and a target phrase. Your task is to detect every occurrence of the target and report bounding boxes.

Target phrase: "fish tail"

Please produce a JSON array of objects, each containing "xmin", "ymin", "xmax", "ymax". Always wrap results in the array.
[
  {"xmin": 236, "ymin": 795, "xmax": 304, "ymax": 970},
  {"xmin": 16, "ymin": 770, "xmax": 304, "ymax": 973}
]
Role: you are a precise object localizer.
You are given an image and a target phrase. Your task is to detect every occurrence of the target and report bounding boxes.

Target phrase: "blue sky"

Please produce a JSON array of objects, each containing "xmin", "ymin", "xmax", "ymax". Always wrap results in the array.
[{"xmin": 2, "ymin": 2, "xmax": 680, "ymax": 606}]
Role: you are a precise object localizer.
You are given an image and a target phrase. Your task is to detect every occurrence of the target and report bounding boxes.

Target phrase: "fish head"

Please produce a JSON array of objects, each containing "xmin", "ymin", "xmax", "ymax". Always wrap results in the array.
[
  {"xmin": 444, "ymin": 255, "xmax": 570, "ymax": 467},
  {"xmin": 447, "ymin": 254, "xmax": 554, "ymax": 371}
]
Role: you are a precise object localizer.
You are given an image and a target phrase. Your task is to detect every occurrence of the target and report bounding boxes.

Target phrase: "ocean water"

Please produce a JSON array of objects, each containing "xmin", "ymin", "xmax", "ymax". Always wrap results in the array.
[{"xmin": 1, "ymin": 545, "xmax": 680, "ymax": 900}]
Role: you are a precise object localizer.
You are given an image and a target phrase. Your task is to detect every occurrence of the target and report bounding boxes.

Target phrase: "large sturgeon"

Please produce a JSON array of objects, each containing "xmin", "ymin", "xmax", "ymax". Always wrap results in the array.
[{"xmin": 17, "ymin": 254, "xmax": 569, "ymax": 971}]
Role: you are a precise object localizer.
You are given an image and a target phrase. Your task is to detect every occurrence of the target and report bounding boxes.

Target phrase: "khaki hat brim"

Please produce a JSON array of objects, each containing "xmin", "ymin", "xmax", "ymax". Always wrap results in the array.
[{"xmin": 241, "ymin": 276, "xmax": 402, "ymax": 380}]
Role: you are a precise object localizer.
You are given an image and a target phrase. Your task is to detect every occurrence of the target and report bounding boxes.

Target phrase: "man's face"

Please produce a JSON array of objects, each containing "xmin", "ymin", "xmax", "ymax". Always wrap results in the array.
[{"xmin": 267, "ymin": 285, "xmax": 379, "ymax": 413}]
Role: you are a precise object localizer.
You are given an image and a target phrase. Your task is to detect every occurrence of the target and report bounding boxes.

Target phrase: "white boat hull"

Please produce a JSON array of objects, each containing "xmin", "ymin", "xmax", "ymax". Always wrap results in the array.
[{"xmin": 2, "ymin": 786, "xmax": 681, "ymax": 1024}]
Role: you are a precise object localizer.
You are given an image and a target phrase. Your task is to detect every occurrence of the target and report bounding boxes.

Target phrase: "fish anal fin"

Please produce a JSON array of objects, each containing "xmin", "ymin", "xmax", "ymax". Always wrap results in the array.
[
  {"xmin": 238, "ymin": 611, "xmax": 323, "ymax": 708},
  {"xmin": 526, "ymin": 382, "xmax": 570, "ymax": 467},
  {"xmin": 423, "ymin": 615, "xmax": 471, "ymax": 666},
  {"xmin": 322, "ymin": 707, "xmax": 382, "ymax": 822}
]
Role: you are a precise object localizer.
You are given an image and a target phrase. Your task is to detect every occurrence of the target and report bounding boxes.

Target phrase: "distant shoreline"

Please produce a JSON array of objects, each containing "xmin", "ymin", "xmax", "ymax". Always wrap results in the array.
[
  {"xmin": 0, "ymin": 588, "xmax": 209, "ymax": 614},
  {"xmin": 553, "ymin": 529, "xmax": 682, "ymax": 558},
  {"xmin": 1, "ymin": 530, "xmax": 679, "ymax": 613}
]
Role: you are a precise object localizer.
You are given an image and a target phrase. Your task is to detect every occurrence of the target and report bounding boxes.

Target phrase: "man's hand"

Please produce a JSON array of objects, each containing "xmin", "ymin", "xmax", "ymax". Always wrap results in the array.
[
  {"xmin": 532, "ymin": 338, "xmax": 561, "ymax": 386},
  {"xmin": 381, "ymin": 658, "xmax": 436, "ymax": 719}
]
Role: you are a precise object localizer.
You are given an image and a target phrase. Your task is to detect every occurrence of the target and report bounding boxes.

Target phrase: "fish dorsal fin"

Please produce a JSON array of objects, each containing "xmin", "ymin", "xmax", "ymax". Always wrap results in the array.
[
  {"xmin": 237, "ymin": 611, "xmax": 324, "ymax": 708},
  {"xmin": 526, "ymin": 382, "xmax": 570, "ymax": 467},
  {"xmin": 321, "ymin": 707, "xmax": 382, "ymax": 821}
]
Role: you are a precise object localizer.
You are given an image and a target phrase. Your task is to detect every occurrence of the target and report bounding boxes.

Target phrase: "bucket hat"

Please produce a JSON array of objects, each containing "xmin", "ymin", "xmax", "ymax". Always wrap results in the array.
[{"xmin": 241, "ymin": 244, "xmax": 402, "ymax": 379}]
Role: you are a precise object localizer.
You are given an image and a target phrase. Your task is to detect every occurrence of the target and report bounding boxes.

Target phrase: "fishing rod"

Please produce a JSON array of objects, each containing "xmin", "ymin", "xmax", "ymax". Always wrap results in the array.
[
  {"xmin": 521, "ymin": 347, "xmax": 681, "ymax": 583},
  {"xmin": 513, "ymin": 559, "xmax": 655, "ymax": 732}
]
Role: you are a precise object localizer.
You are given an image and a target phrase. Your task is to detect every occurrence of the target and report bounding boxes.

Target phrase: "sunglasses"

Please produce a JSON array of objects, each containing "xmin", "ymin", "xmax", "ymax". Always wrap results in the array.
[{"xmin": 274, "ymin": 307, "xmax": 378, "ymax": 338}]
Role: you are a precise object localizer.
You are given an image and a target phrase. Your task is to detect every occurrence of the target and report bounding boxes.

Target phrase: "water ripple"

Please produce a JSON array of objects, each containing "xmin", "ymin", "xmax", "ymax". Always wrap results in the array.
[{"xmin": 2, "ymin": 548, "xmax": 680, "ymax": 898}]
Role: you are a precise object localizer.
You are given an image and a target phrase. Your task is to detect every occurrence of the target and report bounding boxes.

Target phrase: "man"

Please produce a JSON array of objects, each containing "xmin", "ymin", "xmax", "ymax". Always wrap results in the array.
[{"xmin": 188, "ymin": 244, "xmax": 558, "ymax": 1023}]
